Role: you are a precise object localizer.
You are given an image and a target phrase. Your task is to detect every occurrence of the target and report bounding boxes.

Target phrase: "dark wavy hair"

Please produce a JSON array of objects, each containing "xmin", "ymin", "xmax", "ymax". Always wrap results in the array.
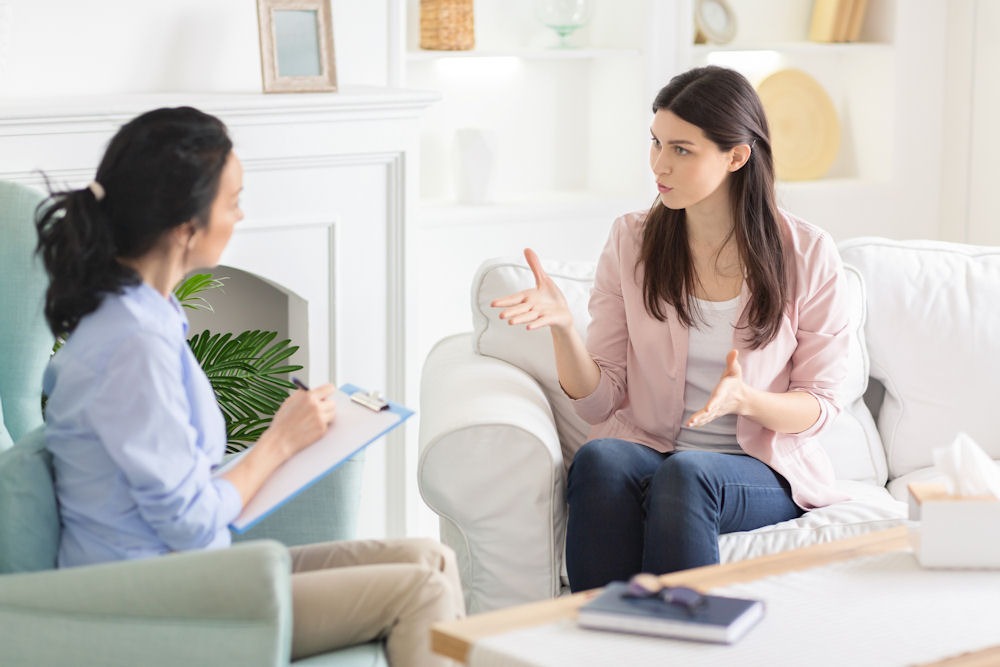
[
  {"xmin": 35, "ymin": 106, "xmax": 233, "ymax": 337},
  {"xmin": 640, "ymin": 66, "xmax": 787, "ymax": 349}
]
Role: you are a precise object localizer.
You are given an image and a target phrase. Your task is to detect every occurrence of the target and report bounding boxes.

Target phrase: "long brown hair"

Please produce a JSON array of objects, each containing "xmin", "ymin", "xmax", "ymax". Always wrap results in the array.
[{"xmin": 640, "ymin": 66, "xmax": 786, "ymax": 349}]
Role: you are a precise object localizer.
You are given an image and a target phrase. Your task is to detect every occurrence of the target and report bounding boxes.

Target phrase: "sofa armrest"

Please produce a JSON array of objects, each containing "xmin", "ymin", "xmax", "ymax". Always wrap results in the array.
[
  {"xmin": 0, "ymin": 540, "xmax": 292, "ymax": 667},
  {"xmin": 418, "ymin": 334, "xmax": 566, "ymax": 613}
]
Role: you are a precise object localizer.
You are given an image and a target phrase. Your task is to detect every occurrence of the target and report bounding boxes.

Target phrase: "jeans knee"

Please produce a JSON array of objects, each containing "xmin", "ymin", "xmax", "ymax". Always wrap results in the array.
[
  {"xmin": 652, "ymin": 451, "xmax": 719, "ymax": 497},
  {"xmin": 569, "ymin": 439, "xmax": 635, "ymax": 481}
]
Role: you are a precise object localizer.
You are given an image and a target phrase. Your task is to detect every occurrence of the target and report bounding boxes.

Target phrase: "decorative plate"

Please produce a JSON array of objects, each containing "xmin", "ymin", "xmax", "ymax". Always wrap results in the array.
[{"xmin": 756, "ymin": 68, "xmax": 841, "ymax": 181}]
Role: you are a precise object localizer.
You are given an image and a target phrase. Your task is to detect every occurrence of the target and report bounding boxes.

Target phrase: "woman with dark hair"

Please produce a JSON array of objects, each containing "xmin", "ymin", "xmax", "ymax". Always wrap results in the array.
[
  {"xmin": 494, "ymin": 66, "xmax": 850, "ymax": 591},
  {"xmin": 38, "ymin": 106, "xmax": 463, "ymax": 666}
]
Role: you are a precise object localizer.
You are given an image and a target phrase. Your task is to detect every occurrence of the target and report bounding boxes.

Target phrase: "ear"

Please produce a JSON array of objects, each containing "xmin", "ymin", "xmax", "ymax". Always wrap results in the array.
[
  {"xmin": 172, "ymin": 221, "xmax": 198, "ymax": 248},
  {"xmin": 728, "ymin": 143, "xmax": 752, "ymax": 172}
]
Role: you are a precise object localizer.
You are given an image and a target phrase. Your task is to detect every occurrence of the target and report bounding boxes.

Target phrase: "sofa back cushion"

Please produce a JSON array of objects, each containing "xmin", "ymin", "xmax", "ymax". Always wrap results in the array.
[
  {"xmin": 820, "ymin": 263, "xmax": 887, "ymax": 485},
  {"xmin": 0, "ymin": 428, "xmax": 60, "ymax": 573},
  {"xmin": 471, "ymin": 255, "xmax": 887, "ymax": 485},
  {"xmin": 472, "ymin": 257, "xmax": 594, "ymax": 465},
  {"xmin": 839, "ymin": 237, "xmax": 1000, "ymax": 480}
]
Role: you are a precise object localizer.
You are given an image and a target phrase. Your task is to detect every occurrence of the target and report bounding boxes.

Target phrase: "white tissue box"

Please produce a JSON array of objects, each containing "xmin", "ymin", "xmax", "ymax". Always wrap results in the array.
[{"xmin": 908, "ymin": 482, "xmax": 1000, "ymax": 568}]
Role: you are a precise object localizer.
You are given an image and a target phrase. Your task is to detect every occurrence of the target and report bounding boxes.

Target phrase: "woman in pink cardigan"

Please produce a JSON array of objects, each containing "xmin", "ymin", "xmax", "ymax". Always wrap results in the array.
[{"xmin": 494, "ymin": 66, "xmax": 851, "ymax": 591}]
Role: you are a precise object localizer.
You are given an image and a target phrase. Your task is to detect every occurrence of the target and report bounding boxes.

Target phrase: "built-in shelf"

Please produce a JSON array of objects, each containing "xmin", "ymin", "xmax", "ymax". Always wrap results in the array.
[
  {"xmin": 418, "ymin": 191, "xmax": 649, "ymax": 229},
  {"xmin": 691, "ymin": 41, "xmax": 892, "ymax": 56},
  {"xmin": 777, "ymin": 177, "xmax": 891, "ymax": 191},
  {"xmin": 407, "ymin": 47, "xmax": 643, "ymax": 62},
  {"xmin": 417, "ymin": 179, "xmax": 891, "ymax": 230}
]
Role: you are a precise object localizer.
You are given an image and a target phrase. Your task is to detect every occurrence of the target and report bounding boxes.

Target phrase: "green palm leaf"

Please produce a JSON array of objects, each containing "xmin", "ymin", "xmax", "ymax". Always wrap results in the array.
[
  {"xmin": 188, "ymin": 328, "xmax": 303, "ymax": 453},
  {"xmin": 174, "ymin": 273, "xmax": 227, "ymax": 312},
  {"xmin": 46, "ymin": 272, "xmax": 301, "ymax": 454}
]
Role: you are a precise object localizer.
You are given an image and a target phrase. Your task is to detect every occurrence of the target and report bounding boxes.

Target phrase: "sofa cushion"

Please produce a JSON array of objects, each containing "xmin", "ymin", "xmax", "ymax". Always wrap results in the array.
[
  {"xmin": 818, "ymin": 264, "xmax": 887, "ymax": 486},
  {"xmin": 719, "ymin": 481, "xmax": 907, "ymax": 562},
  {"xmin": 472, "ymin": 257, "xmax": 595, "ymax": 463},
  {"xmin": 839, "ymin": 238, "xmax": 1000, "ymax": 480},
  {"xmin": 0, "ymin": 428, "xmax": 59, "ymax": 573},
  {"xmin": 472, "ymin": 255, "xmax": 887, "ymax": 486}
]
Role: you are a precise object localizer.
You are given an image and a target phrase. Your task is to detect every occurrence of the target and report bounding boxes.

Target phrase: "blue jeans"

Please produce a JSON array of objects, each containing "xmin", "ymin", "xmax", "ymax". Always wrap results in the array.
[{"xmin": 565, "ymin": 438, "xmax": 803, "ymax": 591}]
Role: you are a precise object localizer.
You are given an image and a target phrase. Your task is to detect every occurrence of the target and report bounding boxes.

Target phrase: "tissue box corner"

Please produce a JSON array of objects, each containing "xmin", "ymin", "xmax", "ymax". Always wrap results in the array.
[{"xmin": 908, "ymin": 482, "xmax": 1000, "ymax": 568}]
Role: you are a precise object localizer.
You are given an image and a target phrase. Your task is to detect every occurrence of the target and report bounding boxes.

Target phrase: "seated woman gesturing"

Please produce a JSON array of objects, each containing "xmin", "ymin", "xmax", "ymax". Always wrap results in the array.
[{"xmin": 493, "ymin": 66, "xmax": 850, "ymax": 591}]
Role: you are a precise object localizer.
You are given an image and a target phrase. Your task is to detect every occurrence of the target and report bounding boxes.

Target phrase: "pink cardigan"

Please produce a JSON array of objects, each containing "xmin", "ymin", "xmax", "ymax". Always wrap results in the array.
[{"xmin": 572, "ymin": 210, "xmax": 851, "ymax": 509}]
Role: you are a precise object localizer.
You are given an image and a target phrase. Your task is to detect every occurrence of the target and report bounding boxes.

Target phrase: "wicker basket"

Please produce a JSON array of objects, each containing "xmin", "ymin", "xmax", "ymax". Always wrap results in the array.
[{"xmin": 420, "ymin": 0, "xmax": 475, "ymax": 51}]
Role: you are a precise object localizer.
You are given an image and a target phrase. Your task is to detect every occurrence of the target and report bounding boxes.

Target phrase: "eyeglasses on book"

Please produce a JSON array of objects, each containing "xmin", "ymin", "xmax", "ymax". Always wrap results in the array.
[{"xmin": 622, "ymin": 573, "xmax": 707, "ymax": 615}]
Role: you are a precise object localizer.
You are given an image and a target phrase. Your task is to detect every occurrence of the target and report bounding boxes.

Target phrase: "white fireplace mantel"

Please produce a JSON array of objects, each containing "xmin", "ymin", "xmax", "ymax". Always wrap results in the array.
[{"xmin": 0, "ymin": 86, "xmax": 440, "ymax": 538}]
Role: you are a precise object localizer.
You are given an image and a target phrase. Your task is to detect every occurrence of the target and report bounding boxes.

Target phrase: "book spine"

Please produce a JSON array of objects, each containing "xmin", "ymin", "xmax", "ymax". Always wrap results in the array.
[
  {"xmin": 809, "ymin": 0, "xmax": 852, "ymax": 43},
  {"xmin": 845, "ymin": 0, "xmax": 869, "ymax": 42}
]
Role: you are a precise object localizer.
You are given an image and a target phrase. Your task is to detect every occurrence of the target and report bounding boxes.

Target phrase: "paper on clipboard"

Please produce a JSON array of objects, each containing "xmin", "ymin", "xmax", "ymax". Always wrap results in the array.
[{"xmin": 223, "ymin": 383, "xmax": 412, "ymax": 533}]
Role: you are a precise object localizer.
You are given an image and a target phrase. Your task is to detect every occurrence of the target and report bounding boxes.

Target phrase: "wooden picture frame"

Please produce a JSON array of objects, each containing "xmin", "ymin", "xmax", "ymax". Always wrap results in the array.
[{"xmin": 257, "ymin": 0, "xmax": 337, "ymax": 93}]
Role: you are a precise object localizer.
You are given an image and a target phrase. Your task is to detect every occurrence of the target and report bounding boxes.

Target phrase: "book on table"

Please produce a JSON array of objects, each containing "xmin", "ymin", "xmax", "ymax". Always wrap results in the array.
[{"xmin": 577, "ymin": 582, "xmax": 765, "ymax": 644}]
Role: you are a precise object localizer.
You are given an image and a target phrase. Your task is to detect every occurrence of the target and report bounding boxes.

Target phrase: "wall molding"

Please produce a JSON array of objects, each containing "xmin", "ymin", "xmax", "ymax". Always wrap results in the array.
[{"xmin": 0, "ymin": 88, "xmax": 434, "ymax": 538}]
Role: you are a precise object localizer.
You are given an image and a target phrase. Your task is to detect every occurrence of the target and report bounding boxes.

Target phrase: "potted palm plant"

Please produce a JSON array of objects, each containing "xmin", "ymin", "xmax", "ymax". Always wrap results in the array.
[{"xmin": 174, "ymin": 273, "xmax": 301, "ymax": 453}]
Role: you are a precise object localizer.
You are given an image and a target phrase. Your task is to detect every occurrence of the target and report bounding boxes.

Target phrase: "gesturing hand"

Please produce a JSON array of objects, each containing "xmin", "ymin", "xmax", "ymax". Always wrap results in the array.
[
  {"xmin": 491, "ymin": 248, "xmax": 574, "ymax": 333},
  {"xmin": 686, "ymin": 349, "xmax": 746, "ymax": 428}
]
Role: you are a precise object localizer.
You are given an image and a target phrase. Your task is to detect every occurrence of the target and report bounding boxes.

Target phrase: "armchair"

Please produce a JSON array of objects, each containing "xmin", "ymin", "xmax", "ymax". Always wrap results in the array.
[{"xmin": 0, "ymin": 180, "xmax": 385, "ymax": 666}]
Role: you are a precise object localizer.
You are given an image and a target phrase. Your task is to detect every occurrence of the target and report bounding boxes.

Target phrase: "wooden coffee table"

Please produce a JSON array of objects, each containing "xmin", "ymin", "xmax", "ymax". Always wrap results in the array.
[{"xmin": 432, "ymin": 527, "xmax": 1000, "ymax": 666}]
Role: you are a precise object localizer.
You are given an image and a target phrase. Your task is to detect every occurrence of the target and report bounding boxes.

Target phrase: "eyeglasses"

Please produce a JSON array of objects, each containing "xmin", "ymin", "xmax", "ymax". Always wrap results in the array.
[{"xmin": 623, "ymin": 573, "xmax": 706, "ymax": 615}]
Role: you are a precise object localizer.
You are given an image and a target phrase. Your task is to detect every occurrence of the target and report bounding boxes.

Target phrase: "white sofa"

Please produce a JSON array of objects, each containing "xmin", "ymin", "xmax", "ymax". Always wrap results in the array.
[{"xmin": 418, "ymin": 237, "xmax": 1000, "ymax": 614}]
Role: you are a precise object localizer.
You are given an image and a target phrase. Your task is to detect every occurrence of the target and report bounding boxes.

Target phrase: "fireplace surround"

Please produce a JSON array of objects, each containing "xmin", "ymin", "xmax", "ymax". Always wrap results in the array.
[{"xmin": 0, "ymin": 87, "xmax": 438, "ymax": 536}]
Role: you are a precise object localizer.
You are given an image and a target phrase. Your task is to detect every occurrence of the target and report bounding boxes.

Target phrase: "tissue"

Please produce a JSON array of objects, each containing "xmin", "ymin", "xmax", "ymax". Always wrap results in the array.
[{"xmin": 932, "ymin": 432, "xmax": 1000, "ymax": 498}]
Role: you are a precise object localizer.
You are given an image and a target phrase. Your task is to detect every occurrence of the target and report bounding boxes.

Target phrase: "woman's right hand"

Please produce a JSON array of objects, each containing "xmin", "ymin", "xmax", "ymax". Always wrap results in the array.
[
  {"xmin": 268, "ymin": 383, "xmax": 337, "ymax": 457},
  {"xmin": 492, "ymin": 248, "xmax": 600, "ymax": 399},
  {"xmin": 491, "ymin": 248, "xmax": 574, "ymax": 333}
]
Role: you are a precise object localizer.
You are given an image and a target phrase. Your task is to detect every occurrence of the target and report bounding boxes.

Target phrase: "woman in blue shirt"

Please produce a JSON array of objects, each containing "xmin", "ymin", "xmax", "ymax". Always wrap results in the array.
[{"xmin": 37, "ymin": 106, "xmax": 463, "ymax": 666}]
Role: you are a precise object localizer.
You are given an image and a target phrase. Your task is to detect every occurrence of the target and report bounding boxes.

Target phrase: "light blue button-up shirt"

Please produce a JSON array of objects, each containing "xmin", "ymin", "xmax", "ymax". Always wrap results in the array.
[{"xmin": 43, "ymin": 282, "xmax": 242, "ymax": 568}]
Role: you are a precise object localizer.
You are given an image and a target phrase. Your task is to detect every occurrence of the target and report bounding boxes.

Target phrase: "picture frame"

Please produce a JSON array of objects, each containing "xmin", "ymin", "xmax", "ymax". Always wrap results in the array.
[{"xmin": 256, "ymin": 0, "xmax": 337, "ymax": 93}]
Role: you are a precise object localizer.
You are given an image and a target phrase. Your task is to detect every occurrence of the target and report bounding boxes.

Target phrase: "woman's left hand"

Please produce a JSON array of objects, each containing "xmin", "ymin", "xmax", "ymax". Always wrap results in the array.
[{"xmin": 686, "ymin": 349, "xmax": 746, "ymax": 428}]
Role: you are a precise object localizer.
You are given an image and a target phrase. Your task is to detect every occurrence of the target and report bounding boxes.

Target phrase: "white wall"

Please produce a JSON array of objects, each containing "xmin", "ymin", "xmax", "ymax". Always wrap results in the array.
[
  {"xmin": 3, "ymin": 0, "xmax": 998, "ymax": 542},
  {"xmin": 0, "ymin": 0, "xmax": 388, "ymax": 94},
  {"xmin": 938, "ymin": 0, "xmax": 999, "ymax": 244}
]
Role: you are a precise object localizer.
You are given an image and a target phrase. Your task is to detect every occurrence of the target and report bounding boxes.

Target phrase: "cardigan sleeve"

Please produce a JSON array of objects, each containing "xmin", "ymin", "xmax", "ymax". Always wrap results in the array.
[
  {"xmin": 572, "ymin": 217, "xmax": 632, "ymax": 424},
  {"xmin": 787, "ymin": 230, "xmax": 851, "ymax": 438}
]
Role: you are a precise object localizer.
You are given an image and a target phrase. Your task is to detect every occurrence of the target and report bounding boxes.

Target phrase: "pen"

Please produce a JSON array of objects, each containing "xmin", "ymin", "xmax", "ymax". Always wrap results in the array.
[{"xmin": 291, "ymin": 377, "xmax": 309, "ymax": 391}]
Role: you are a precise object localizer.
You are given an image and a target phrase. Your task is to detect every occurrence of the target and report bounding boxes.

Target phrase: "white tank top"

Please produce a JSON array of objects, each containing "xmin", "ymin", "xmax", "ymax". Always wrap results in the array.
[{"xmin": 674, "ymin": 295, "xmax": 744, "ymax": 454}]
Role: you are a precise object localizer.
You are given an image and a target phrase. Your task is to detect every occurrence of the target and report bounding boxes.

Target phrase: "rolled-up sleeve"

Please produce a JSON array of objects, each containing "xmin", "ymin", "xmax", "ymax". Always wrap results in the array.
[
  {"xmin": 572, "ymin": 218, "xmax": 631, "ymax": 424},
  {"xmin": 789, "ymin": 232, "xmax": 851, "ymax": 438},
  {"xmin": 88, "ymin": 333, "xmax": 241, "ymax": 552}
]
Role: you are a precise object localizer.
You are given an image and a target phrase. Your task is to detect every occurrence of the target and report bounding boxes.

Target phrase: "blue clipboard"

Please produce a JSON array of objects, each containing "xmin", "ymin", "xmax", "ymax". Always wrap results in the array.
[{"xmin": 226, "ymin": 383, "xmax": 413, "ymax": 533}]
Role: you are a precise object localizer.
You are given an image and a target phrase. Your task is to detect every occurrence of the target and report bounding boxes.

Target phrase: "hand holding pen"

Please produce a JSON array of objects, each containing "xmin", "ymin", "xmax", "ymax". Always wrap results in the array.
[{"xmin": 268, "ymin": 377, "xmax": 337, "ymax": 455}]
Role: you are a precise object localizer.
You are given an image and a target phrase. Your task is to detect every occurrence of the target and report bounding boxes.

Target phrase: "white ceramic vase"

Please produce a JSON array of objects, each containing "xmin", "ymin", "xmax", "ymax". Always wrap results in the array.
[{"xmin": 454, "ymin": 127, "xmax": 497, "ymax": 204}]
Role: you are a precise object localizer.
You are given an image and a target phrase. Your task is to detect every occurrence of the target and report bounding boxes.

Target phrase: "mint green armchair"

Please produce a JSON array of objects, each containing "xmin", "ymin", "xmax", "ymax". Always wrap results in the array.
[{"xmin": 0, "ymin": 181, "xmax": 385, "ymax": 666}]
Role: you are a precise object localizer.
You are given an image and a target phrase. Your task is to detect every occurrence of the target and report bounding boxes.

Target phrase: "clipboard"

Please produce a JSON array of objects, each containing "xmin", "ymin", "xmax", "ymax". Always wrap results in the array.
[{"xmin": 223, "ymin": 383, "xmax": 413, "ymax": 533}]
